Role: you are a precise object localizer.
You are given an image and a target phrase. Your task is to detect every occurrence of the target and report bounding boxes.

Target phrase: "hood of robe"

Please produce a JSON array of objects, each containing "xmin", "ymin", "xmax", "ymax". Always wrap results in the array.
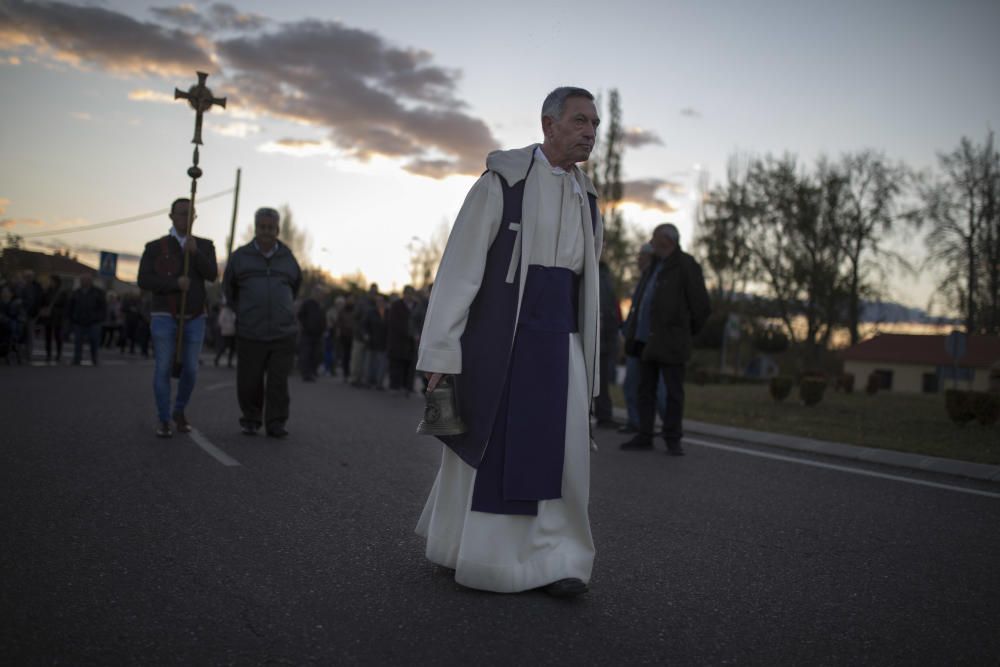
[{"xmin": 486, "ymin": 144, "xmax": 599, "ymax": 196}]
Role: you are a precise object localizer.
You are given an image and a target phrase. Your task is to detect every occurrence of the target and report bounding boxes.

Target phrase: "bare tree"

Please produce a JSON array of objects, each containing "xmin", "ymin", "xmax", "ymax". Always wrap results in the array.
[
  {"xmin": 407, "ymin": 220, "xmax": 450, "ymax": 289},
  {"xmin": 694, "ymin": 156, "xmax": 755, "ymax": 307},
  {"xmin": 918, "ymin": 132, "xmax": 999, "ymax": 333},
  {"xmin": 837, "ymin": 151, "xmax": 912, "ymax": 344}
]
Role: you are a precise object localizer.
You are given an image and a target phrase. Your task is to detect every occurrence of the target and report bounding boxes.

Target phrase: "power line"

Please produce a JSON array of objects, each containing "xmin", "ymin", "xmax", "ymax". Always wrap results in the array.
[{"xmin": 16, "ymin": 188, "xmax": 235, "ymax": 239}]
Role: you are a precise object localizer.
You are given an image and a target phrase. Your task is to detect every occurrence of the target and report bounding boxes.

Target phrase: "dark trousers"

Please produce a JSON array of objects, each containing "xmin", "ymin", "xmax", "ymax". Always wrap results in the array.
[
  {"xmin": 593, "ymin": 335, "xmax": 618, "ymax": 421},
  {"xmin": 73, "ymin": 323, "xmax": 101, "ymax": 365},
  {"xmin": 215, "ymin": 335, "xmax": 236, "ymax": 366},
  {"xmin": 638, "ymin": 358, "xmax": 685, "ymax": 443},
  {"xmin": 338, "ymin": 335, "xmax": 352, "ymax": 378},
  {"xmin": 44, "ymin": 321, "xmax": 63, "ymax": 361},
  {"xmin": 388, "ymin": 357, "xmax": 414, "ymax": 392},
  {"xmin": 298, "ymin": 334, "xmax": 323, "ymax": 379},
  {"xmin": 237, "ymin": 335, "xmax": 295, "ymax": 428}
]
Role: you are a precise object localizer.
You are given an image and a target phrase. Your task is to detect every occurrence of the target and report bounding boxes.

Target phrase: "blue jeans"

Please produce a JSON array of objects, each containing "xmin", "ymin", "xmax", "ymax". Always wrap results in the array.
[
  {"xmin": 624, "ymin": 354, "xmax": 666, "ymax": 428},
  {"xmin": 151, "ymin": 315, "xmax": 206, "ymax": 423}
]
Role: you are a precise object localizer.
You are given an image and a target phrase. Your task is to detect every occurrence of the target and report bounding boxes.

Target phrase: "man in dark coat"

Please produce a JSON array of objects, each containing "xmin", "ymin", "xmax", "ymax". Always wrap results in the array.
[
  {"xmin": 223, "ymin": 207, "xmax": 302, "ymax": 438},
  {"xmin": 68, "ymin": 273, "xmax": 106, "ymax": 366},
  {"xmin": 620, "ymin": 223, "xmax": 710, "ymax": 455},
  {"xmin": 297, "ymin": 286, "xmax": 326, "ymax": 382},
  {"xmin": 137, "ymin": 197, "xmax": 218, "ymax": 438},
  {"xmin": 592, "ymin": 261, "xmax": 621, "ymax": 427},
  {"xmin": 387, "ymin": 286, "xmax": 416, "ymax": 395}
]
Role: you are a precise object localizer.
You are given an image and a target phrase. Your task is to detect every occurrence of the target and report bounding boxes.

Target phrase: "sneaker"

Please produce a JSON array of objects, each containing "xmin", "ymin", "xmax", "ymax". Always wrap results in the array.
[
  {"xmin": 155, "ymin": 421, "xmax": 173, "ymax": 438},
  {"xmin": 619, "ymin": 435, "xmax": 654, "ymax": 450},
  {"xmin": 172, "ymin": 412, "xmax": 192, "ymax": 433},
  {"xmin": 240, "ymin": 421, "xmax": 260, "ymax": 436}
]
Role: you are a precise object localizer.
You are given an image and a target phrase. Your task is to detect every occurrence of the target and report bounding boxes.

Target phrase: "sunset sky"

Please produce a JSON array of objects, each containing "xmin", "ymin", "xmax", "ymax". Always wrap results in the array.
[{"xmin": 1, "ymin": 0, "xmax": 998, "ymax": 311}]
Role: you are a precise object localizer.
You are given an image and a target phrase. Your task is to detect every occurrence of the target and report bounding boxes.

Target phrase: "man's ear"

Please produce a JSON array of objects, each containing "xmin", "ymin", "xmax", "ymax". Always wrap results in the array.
[{"xmin": 541, "ymin": 115, "xmax": 554, "ymax": 139}]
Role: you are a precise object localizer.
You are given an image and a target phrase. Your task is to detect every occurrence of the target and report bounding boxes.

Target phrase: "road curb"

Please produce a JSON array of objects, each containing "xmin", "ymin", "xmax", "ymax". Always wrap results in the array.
[{"xmin": 609, "ymin": 407, "xmax": 1000, "ymax": 484}]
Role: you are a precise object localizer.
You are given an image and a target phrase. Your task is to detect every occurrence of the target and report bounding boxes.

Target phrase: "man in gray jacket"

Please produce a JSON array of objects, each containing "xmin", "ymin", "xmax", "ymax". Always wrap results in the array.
[{"xmin": 223, "ymin": 207, "xmax": 302, "ymax": 438}]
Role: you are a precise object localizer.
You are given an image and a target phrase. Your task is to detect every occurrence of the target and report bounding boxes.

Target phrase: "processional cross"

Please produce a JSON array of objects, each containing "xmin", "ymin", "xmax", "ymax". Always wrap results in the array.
[{"xmin": 170, "ymin": 71, "xmax": 226, "ymax": 377}]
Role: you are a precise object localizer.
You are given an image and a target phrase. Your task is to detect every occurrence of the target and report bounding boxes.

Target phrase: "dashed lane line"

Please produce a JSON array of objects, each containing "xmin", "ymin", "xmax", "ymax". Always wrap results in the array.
[
  {"xmin": 684, "ymin": 437, "xmax": 1000, "ymax": 500},
  {"xmin": 188, "ymin": 427, "xmax": 241, "ymax": 467}
]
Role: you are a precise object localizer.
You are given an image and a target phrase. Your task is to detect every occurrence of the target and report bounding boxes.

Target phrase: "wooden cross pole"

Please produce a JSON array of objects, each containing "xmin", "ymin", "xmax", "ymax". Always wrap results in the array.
[{"xmin": 170, "ymin": 71, "xmax": 226, "ymax": 377}]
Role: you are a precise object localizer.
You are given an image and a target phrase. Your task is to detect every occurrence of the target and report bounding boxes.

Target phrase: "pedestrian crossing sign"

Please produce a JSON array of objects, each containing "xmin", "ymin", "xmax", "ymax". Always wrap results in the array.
[{"xmin": 99, "ymin": 251, "xmax": 118, "ymax": 278}]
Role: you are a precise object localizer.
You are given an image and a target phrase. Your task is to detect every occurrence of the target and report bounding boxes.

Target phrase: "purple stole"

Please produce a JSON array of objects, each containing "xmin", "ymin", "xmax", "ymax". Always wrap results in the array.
[{"xmin": 438, "ymin": 160, "xmax": 598, "ymax": 515}]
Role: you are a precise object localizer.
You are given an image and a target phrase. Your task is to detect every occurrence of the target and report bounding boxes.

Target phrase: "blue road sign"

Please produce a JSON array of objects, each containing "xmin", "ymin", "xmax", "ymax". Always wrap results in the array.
[{"xmin": 99, "ymin": 251, "xmax": 118, "ymax": 279}]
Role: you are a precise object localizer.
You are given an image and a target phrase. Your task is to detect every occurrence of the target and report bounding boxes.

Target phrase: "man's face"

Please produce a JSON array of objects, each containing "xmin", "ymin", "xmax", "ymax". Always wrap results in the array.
[
  {"xmin": 170, "ymin": 201, "xmax": 194, "ymax": 235},
  {"xmin": 638, "ymin": 252, "xmax": 652, "ymax": 272},
  {"xmin": 650, "ymin": 230, "xmax": 675, "ymax": 258},
  {"xmin": 543, "ymin": 96, "xmax": 599, "ymax": 166},
  {"xmin": 255, "ymin": 214, "xmax": 279, "ymax": 245}
]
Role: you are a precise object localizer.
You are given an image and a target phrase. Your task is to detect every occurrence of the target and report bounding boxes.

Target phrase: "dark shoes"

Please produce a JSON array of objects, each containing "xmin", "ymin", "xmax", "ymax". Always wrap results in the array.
[
  {"xmin": 543, "ymin": 578, "xmax": 589, "ymax": 598},
  {"xmin": 240, "ymin": 420, "xmax": 260, "ymax": 436},
  {"xmin": 172, "ymin": 412, "xmax": 192, "ymax": 433},
  {"xmin": 620, "ymin": 435, "xmax": 654, "ymax": 450},
  {"xmin": 155, "ymin": 421, "xmax": 173, "ymax": 438},
  {"xmin": 593, "ymin": 419, "xmax": 619, "ymax": 429},
  {"xmin": 266, "ymin": 424, "xmax": 289, "ymax": 439},
  {"xmin": 665, "ymin": 440, "xmax": 686, "ymax": 456},
  {"xmin": 617, "ymin": 423, "xmax": 638, "ymax": 434}
]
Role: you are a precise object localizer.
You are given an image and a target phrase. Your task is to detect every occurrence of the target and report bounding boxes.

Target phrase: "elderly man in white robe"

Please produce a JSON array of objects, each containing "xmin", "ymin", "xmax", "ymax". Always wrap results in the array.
[{"xmin": 416, "ymin": 87, "xmax": 604, "ymax": 598}]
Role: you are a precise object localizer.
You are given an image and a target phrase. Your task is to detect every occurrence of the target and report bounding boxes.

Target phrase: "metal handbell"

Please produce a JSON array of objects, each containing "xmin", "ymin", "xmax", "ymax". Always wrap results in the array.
[{"xmin": 416, "ymin": 375, "xmax": 467, "ymax": 436}]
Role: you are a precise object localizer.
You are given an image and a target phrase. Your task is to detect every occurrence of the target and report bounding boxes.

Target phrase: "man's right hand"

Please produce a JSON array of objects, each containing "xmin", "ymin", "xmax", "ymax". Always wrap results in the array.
[
  {"xmin": 177, "ymin": 276, "xmax": 190, "ymax": 292},
  {"xmin": 425, "ymin": 372, "xmax": 444, "ymax": 393}
]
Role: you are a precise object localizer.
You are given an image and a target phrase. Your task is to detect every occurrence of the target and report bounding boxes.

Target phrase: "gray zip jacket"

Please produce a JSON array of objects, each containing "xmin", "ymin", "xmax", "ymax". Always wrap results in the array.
[{"xmin": 223, "ymin": 241, "xmax": 302, "ymax": 341}]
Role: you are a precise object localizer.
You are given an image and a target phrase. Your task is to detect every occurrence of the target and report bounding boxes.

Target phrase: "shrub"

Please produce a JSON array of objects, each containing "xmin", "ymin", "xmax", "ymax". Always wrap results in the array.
[
  {"xmin": 944, "ymin": 389, "xmax": 976, "ymax": 425},
  {"xmin": 971, "ymin": 392, "xmax": 1000, "ymax": 426},
  {"xmin": 769, "ymin": 376, "xmax": 793, "ymax": 401},
  {"xmin": 799, "ymin": 376, "xmax": 827, "ymax": 406}
]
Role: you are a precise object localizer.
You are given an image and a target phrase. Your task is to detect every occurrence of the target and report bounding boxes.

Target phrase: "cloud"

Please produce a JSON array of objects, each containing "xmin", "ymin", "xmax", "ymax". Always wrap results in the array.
[
  {"xmin": 0, "ymin": 0, "xmax": 213, "ymax": 77},
  {"xmin": 207, "ymin": 120, "xmax": 260, "ymax": 137},
  {"xmin": 0, "ymin": 198, "xmax": 8, "ymax": 215},
  {"xmin": 216, "ymin": 19, "xmax": 498, "ymax": 177},
  {"xmin": 1, "ymin": 217, "xmax": 45, "ymax": 229},
  {"xmin": 623, "ymin": 127, "xmax": 663, "ymax": 149},
  {"xmin": 151, "ymin": 3, "xmax": 269, "ymax": 32},
  {"xmin": 680, "ymin": 107, "xmax": 702, "ymax": 119},
  {"xmin": 621, "ymin": 178, "xmax": 684, "ymax": 212},
  {"xmin": 1, "ymin": 5, "xmax": 500, "ymax": 178},
  {"xmin": 258, "ymin": 138, "xmax": 333, "ymax": 157},
  {"xmin": 128, "ymin": 88, "xmax": 175, "ymax": 103},
  {"xmin": 30, "ymin": 238, "xmax": 142, "ymax": 262},
  {"xmin": 69, "ymin": 111, "xmax": 91, "ymax": 121}
]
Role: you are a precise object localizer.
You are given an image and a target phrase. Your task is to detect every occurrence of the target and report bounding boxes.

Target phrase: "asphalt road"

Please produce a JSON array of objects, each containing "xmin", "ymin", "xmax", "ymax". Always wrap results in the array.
[{"xmin": 2, "ymin": 353, "xmax": 998, "ymax": 665}]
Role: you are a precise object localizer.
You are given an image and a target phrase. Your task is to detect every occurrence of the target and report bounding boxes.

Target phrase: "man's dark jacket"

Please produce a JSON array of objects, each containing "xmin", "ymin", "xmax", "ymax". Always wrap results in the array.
[
  {"xmin": 387, "ymin": 299, "xmax": 414, "ymax": 361},
  {"xmin": 223, "ymin": 241, "xmax": 302, "ymax": 341},
  {"xmin": 68, "ymin": 287, "xmax": 106, "ymax": 326},
  {"xmin": 137, "ymin": 234, "xmax": 218, "ymax": 318},
  {"xmin": 297, "ymin": 298, "xmax": 325, "ymax": 337},
  {"xmin": 625, "ymin": 249, "xmax": 711, "ymax": 365}
]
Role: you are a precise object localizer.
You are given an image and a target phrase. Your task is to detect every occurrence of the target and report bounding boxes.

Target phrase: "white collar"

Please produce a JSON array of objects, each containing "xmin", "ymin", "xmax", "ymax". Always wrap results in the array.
[
  {"xmin": 170, "ymin": 226, "xmax": 188, "ymax": 246},
  {"xmin": 534, "ymin": 146, "xmax": 583, "ymax": 196}
]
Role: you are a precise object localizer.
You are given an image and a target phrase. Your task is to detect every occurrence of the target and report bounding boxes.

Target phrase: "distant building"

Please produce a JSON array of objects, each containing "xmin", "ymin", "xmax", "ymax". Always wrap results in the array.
[
  {"xmin": 0, "ymin": 248, "xmax": 134, "ymax": 292},
  {"xmin": 840, "ymin": 333, "xmax": 1000, "ymax": 393}
]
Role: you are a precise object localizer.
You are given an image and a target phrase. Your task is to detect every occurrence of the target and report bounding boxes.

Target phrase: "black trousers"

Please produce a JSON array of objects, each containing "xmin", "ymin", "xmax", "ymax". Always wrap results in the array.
[
  {"xmin": 215, "ymin": 335, "xmax": 236, "ymax": 366},
  {"xmin": 388, "ymin": 357, "xmax": 415, "ymax": 392},
  {"xmin": 237, "ymin": 335, "xmax": 296, "ymax": 428},
  {"xmin": 638, "ymin": 357, "xmax": 685, "ymax": 443},
  {"xmin": 592, "ymin": 335, "xmax": 618, "ymax": 421},
  {"xmin": 298, "ymin": 333, "xmax": 323, "ymax": 379}
]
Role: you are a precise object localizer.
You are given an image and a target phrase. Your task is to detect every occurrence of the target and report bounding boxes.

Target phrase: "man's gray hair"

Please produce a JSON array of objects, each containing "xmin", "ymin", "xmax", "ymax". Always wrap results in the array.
[
  {"xmin": 542, "ymin": 86, "xmax": 595, "ymax": 121},
  {"xmin": 255, "ymin": 207, "xmax": 280, "ymax": 223},
  {"xmin": 654, "ymin": 223, "xmax": 680, "ymax": 244}
]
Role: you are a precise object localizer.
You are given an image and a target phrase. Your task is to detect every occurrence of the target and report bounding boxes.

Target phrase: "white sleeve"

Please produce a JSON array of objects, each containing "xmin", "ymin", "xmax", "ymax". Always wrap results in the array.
[{"xmin": 416, "ymin": 172, "xmax": 503, "ymax": 375}]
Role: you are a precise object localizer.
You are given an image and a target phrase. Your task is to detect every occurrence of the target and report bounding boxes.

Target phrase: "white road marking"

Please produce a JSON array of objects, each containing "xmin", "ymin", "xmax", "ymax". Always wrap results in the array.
[
  {"xmin": 188, "ymin": 427, "xmax": 241, "ymax": 467},
  {"xmin": 204, "ymin": 381, "xmax": 235, "ymax": 392},
  {"xmin": 684, "ymin": 437, "xmax": 1000, "ymax": 500}
]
